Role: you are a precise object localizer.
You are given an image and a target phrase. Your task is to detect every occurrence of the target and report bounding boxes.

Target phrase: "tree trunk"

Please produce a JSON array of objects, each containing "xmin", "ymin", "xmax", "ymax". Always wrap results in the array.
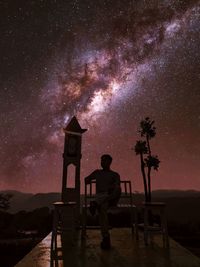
[
  {"xmin": 146, "ymin": 134, "xmax": 151, "ymax": 202},
  {"xmin": 140, "ymin": 153, "xmax": 148, "ymax": 202},
  {"xmin": 146, "ymin": 135, "xmax": 151, "ymax": 156},
  {"xmin": 147, "ymin": 166, "xmax": 151, "ymax": 202}
]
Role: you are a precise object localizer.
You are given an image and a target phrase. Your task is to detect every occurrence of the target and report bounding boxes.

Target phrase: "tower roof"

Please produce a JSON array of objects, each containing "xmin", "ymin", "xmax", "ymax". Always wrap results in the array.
[{"xmin": 64, "ymin": 116, "xmax": 87, "ymax": 133}]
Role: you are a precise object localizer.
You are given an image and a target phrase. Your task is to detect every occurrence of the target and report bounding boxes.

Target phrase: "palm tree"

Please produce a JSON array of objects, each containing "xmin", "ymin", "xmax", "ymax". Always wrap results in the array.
[
  {"xmin": 134, "ymin": 140, "xmax": 148, "ymax": 201},
  {"xmin": 139, "ymin": 117, "xmax": 156, "ymax": 155},
  {"xmin": 145, "ymin": 155, "xmax": 160, "ymax": 201}
]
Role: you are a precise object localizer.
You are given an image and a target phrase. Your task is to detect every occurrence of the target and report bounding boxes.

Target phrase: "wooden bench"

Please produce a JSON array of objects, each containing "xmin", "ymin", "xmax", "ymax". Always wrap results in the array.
[{"xmin": 81, "ymin": 180, "xmax": 138, "ymax": 239}]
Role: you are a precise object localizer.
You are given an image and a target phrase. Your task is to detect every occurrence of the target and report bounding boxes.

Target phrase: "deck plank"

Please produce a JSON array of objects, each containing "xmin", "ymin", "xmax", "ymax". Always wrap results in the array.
[{"xmin": 15, "ymin": 229, "xmax": 200, "ymax": 267}]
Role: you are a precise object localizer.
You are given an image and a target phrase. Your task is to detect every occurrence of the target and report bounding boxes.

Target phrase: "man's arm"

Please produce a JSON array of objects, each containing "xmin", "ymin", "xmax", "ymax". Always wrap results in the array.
[
  {"xmin": 112, "ymin": 173, "xmax": 121, "ymax": 187},
  {"xmin": 84, "ymin": 170, "xmax": 97, "ymax": 184},
  {"xmin": 108, "ymin": 173, "xmax": 121, "ymax": 195}
]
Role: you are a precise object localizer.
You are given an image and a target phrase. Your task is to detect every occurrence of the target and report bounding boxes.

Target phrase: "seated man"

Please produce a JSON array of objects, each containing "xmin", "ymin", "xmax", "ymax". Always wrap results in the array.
[{"xmin": 85, "ymin": 154, "xmax": 121, "ymax": 249}]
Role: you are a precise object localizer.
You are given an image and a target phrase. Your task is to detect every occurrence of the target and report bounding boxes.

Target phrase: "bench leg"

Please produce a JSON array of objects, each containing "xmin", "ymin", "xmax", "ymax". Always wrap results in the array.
[
  {"xmin": 144, "ymin": 208, "xmax": 149, "ymax": 245},
  {"xmin": 81, "ymin": 207, "xmax": 87, "ymax": 239},
  {"xmin": 134, "ymin": 207, "xmax": 139, "ymax": 240}
]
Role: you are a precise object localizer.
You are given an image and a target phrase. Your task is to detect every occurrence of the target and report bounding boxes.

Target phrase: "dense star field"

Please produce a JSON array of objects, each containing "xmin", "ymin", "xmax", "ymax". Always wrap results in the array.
[{"xmin": 0, "ymin": 0, "xmax": 200, "ymax": 193}]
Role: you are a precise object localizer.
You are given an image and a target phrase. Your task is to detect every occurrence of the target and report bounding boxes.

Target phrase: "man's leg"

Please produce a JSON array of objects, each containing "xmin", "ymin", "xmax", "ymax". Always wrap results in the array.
[
  {"xmin": 89, "ymin": 201, "xmax": 98, "ymax": 216},
  {"xmin": 98, "ymin": 201, "xmax": 111, "ymax": 249},
  {"xmin": 89, "ymin": 192, "xmax": 109, "ymax": 216},
  {"xmin": 99, "ymin": 201, "xmax": 109, "ymax": 238},
  {"xmin": 108, "ymin": 186, "xmax": 121, "ymax": 206}
]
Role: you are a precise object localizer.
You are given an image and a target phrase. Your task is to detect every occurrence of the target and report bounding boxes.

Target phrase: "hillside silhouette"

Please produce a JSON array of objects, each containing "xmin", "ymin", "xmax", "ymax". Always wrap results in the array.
[
  {"xmin": 2, "ymin": 189, "xmax": 200, "ymax": 223},
  {"xmin": 0, "ymin": 190, "xmax": 60, "ymax": 213}
]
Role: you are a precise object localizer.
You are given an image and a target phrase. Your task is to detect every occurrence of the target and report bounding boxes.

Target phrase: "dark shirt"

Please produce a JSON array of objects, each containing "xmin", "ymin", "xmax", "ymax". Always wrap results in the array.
[{"xmin": 85, "ymin": 169, "xmax": 120, "ymax": 194}]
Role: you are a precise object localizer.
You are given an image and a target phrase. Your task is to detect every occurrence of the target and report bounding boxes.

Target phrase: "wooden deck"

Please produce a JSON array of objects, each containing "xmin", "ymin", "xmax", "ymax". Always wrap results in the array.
[{"xmin": 15, "ymin": 228, "xmax": 200, "ymax": 267}]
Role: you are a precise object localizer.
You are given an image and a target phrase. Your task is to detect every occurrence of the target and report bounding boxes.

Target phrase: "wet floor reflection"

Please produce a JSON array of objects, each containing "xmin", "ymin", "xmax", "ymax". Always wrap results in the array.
[{"xmin": 50, "ymin": 229, "xmax": 200, "ymax": 267}]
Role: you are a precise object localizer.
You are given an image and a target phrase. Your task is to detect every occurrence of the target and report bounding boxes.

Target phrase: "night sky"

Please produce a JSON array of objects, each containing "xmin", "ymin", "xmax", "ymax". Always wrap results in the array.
[{"xmin": 0, "ymin": 0, "xmax": 200, "ymax": 193}]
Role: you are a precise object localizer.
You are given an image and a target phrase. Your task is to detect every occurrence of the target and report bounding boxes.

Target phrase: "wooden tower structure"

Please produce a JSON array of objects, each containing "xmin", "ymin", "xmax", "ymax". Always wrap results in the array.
[{"xmin": 61, "ymin": 116, "xmax": 87, "ymax": 223}]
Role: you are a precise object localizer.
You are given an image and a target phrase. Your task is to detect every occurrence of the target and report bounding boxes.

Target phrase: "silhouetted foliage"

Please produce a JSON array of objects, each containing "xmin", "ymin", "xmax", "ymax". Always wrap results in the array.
[
  {"xmin": 139, "ymin": 117, "xmax": 156, "ymax": 139},
  {"xmin": 134, "ymin": 140, "xmax": 148, "ymax": 155},
  {"xmin": 134, "ymin": 117, "xmax": 160, "ymax": 202},
  {"xmin": 0, "ymin": 193, "xmax": 12, "ymax": 211},
  {"xmin": 145, "ymin": 155, "xmax": 160, "ymax": 170},
  {"xmin": 0, "ymin": 206, "xmax": 52, "ymax": 267},
  {"xmin": 0, "ymin": 207, "xmax": 52, "ymax": 239}
]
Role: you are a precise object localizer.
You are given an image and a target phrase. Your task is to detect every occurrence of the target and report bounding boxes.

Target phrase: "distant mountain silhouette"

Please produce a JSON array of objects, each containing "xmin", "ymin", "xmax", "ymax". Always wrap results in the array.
[
  {"xmin": 0, "ymin": 190, "xmax": 33, "ymax": 213},
  {"xmin": 23, "ymin": 192, "xmax": 61, "ymax": 212},
  {"xmin": 1, "ymin": 189, "xmax": 200, "ymax": 217},
  {"xmin": 0, "ymin": 190, "xmax": 60, "ymax": 213},
  {"xmin": 152, "ymin": 189, "xmax": 200, "ymax": 198}
]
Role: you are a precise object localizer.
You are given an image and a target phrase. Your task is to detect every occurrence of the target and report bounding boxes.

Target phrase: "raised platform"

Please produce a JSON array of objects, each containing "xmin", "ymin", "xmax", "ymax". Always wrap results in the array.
[{"xmin": 15, "ymin": 229, "xmax": 200, "ymax": 267}]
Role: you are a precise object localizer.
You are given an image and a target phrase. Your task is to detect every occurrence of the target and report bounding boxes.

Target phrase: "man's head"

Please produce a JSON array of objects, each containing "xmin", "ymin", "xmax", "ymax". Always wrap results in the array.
[{"xmin": 101, "ymin": 154, "xmax": 112, "ymax": 170}]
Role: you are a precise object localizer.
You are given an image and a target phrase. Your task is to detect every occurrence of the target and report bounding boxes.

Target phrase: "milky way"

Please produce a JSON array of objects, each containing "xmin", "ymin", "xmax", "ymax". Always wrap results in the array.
[{"xmin": 0, "ymin": 1, "xmax": 200, "ymax": 193}]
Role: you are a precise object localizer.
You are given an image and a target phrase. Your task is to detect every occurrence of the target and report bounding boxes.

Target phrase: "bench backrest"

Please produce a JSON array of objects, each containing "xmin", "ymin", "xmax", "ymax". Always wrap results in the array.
[{"xmin": 84, "ymin": 180, "xmax": 134, "ymax": 207}]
